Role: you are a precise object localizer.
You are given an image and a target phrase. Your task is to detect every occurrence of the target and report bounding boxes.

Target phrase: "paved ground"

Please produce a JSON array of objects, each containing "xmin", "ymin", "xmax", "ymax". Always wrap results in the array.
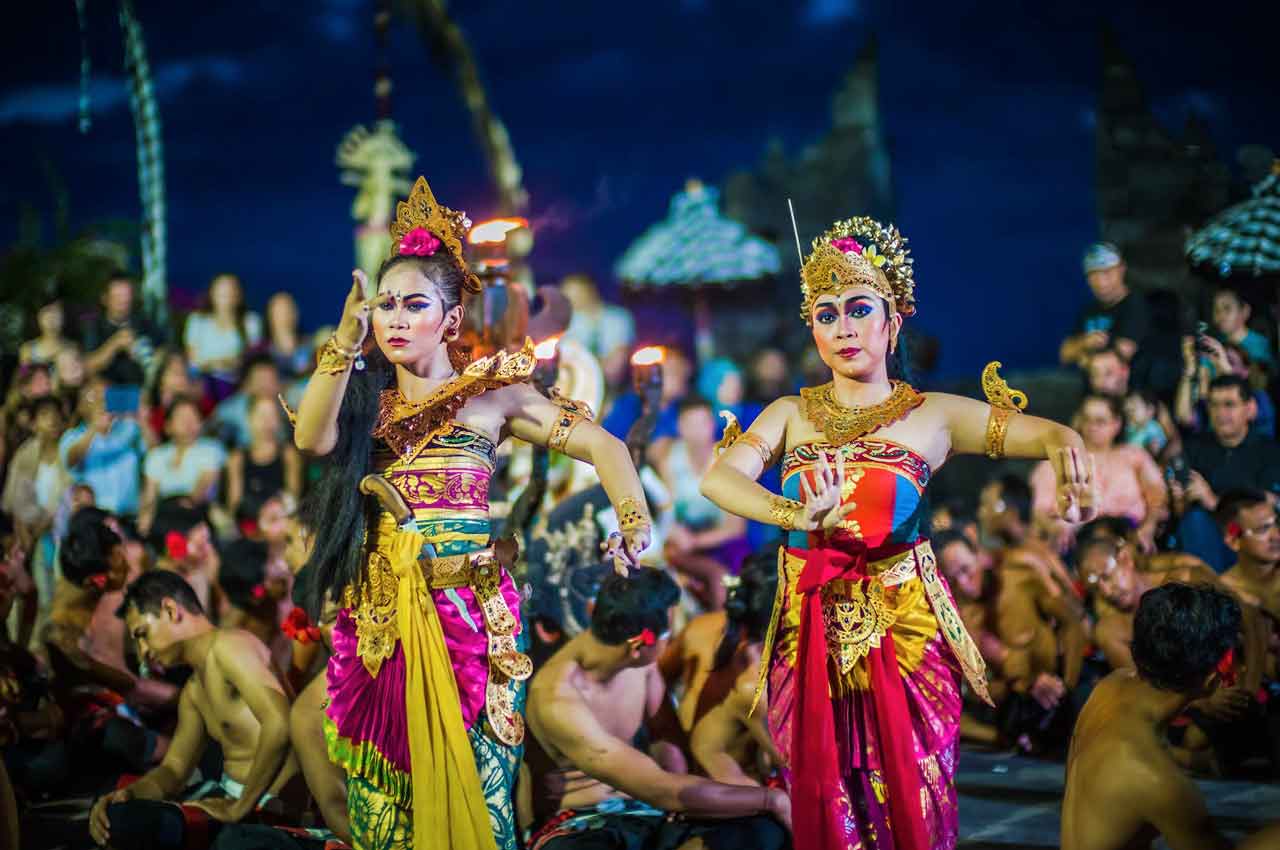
[{"xmin": 956, "ymin": 748, "xmax": 1280, "ymax": 849}]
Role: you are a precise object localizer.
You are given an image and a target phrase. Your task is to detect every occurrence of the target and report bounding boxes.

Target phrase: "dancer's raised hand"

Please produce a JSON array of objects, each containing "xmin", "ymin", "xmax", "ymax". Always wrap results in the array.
[
  {"xmin": 800, "ymin": 452, "xmax": 846, "ymax": 531},
  {"xmin": 335, "ymin": 269, "xmax": 388, "ymax": 349},
  {"xmin": 1053, "ymin": 446, "xmax": 1098, "ymax": 524}
]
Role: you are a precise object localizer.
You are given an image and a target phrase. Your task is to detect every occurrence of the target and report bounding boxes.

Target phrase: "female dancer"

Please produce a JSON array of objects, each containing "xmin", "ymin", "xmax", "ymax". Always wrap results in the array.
[
  {"xmin": 700, "ymin": 217, "xmax": 1097, "ymax": 850},
  {"xmin": 294, "ymin": 177, "xmax": 652, "ymax": 850}
]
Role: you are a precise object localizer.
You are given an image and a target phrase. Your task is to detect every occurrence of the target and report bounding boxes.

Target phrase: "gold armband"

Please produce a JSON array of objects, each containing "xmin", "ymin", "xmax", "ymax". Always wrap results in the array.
[
  {"xmin": 547, "ymin": 390, "xmax": 593, "ymax": 454},
  {"xmin": 316, "ymin": 335, "xmax": 361, "ymax": 375},
  {"xmin": 768, "ymin": 495, "xmax": 806, "ymax": 532},
  {"xmin": 616, "ymin": 496, "xmax": 651, "ymax": 532},
  {"xmin": 981, "ymin": 361, "xmax": 1028, "ymax": 460},
  {"xmin": 736, "ymin": 432, "xmax": 775, "ymax": 469}
]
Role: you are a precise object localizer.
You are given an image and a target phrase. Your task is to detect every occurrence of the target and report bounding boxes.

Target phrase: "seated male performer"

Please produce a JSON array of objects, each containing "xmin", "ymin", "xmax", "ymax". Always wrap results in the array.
[
  {"xmin": 526, "ymin": 569, "xmax": 789, "ymax": 850},
  {"xmin": 1062, "ymin": 583, "xmax": 1280, "ymax": 850},
  {"xmin": 682, "ymin": 551, "xmax": 784, "ymax": 785},
  {"xmin": 1077, "ymin": 534, "xmax": 1261, "ymax": 722},
  {"xmin": 89, "ymin": 571, "xmax": 296, "ymax": 849}
]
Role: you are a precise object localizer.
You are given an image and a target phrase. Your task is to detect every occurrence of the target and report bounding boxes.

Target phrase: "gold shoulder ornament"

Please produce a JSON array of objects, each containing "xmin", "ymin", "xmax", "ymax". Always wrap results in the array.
[
  {"xmin": 372, "ymin": 338, "xmax": 537, "ymax": 462},
  {"xmin": 982, "ymin": 361, "xmax": 1028, "ymax": 460}
]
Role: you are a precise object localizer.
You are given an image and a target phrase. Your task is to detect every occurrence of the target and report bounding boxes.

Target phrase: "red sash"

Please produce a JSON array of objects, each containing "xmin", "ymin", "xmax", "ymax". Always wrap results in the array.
[{"xmin": 790, "ymin": 543, "xmax": 929, "ymax": 850}]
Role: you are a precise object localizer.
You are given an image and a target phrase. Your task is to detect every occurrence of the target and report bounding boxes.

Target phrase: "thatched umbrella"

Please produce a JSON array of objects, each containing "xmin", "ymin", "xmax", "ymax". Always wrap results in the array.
[
  {"xmin": 616, "ymin": 180, "xmax": 780, "ymax": 358},
  {"xmin": 1185, "ymin": 162, "xmax": 1280, "ymax": 280}
]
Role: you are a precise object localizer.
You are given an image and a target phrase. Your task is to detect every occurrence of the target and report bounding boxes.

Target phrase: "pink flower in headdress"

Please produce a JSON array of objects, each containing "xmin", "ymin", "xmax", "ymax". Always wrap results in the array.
[
  {"xmin": 831, "ymin": 237, "xmax": 864, "ymax": 254},
  {"xmin": 399, "ymin": 227, "xmax": 442, "ymax": 257}
]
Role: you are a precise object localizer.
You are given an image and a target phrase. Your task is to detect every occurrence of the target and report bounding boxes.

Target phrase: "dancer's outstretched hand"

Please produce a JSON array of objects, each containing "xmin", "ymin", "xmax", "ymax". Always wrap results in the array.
[
  {"xmin": 600, "ymin": 526, "xmax": 647, "ymax": 577},
  {"xmin": 1053, "ymin": 446, "xmax": 1098, "ymax": 524}
]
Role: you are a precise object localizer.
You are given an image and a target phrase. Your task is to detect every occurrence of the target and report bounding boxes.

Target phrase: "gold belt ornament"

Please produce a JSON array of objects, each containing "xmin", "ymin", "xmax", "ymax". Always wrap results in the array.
[{"xmin": 752, "ymin": 539, "xmax": 992, "ymax": 714}]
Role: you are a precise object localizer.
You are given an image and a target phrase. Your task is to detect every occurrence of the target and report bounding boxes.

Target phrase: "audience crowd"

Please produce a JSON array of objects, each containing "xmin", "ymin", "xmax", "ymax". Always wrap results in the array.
[{"xmin": 1, "ymin": 245, "xmax": 1278, "ymax": 849}]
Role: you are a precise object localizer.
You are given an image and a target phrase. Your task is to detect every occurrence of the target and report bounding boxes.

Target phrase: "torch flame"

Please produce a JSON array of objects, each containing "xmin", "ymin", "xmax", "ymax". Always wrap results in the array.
[
  {"xmin": 468, "ymin": 217, "xmax": 528, "ymax": 245},
  {"xmin": 631, "ymin": 346, "xmax": 665, "ymax": 366},
  {"xmin": 534, "ymin": 336, "xmax": 561, "ymax": 360}
]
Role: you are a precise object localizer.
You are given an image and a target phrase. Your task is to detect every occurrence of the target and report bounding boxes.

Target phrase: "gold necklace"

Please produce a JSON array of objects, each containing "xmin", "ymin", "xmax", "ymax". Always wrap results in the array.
[{"xmin": 799, "ymin": 380, "xmax": 924, "ymax": 446}]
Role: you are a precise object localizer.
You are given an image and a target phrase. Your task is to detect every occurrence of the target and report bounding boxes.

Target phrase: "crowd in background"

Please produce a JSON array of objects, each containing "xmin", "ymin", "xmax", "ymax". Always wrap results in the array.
[{"xmin": 0, "ymin": 242, "xmax": 1278, "ymax": 848}]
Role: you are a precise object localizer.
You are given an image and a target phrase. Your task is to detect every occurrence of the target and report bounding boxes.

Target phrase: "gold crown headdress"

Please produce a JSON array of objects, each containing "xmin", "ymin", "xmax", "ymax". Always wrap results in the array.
[
  {"xmin": 390, "ymin": 176, "xmax": 482, "ymax": 293},
  {"xmin": 797, "ymin": 215, "xmax": 916, "ymax": 323}
]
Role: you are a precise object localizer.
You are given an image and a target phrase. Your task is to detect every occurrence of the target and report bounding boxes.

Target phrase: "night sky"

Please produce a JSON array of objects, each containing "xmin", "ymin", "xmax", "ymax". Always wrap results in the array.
[{"xmin": 2, "ymin": 1, "xmax": 1276, "ymax": 378}]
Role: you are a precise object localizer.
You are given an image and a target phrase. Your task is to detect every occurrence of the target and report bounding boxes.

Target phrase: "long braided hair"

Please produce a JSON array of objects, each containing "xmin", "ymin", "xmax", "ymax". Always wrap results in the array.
[{"xmin": 299, "ymin": 252, "xmax": 466, "ymax": 614}]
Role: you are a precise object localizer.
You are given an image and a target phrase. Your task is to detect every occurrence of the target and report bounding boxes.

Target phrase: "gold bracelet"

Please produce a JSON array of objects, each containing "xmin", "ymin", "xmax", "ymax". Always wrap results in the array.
[
  {"xmin": 736, "ymin": 431, "xmax": 775, "ymax": 469},
  {"xmin": 316, "ymin": 335, "xmax": 360, "ymax": 375},
  {"xmin": 984, "ymin": 405, "xmax": 1013, "ymax": 460},
  {"xmin": 547, "ymin": 409, "xmax": 585, "ymax": 453},
  {"xmin": 768, "ymin": 495, "xmax": 805, "ymax": 532},
  {"xmin": 617, "ymin": 496, "xmax": 651, "ymax": 532}
]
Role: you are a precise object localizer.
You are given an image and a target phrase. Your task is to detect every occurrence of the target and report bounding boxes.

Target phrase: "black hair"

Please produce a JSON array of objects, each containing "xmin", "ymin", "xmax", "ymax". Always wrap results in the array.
[
  {"xmin": 300, "ymin": 251, "xmax": 467, "ymax": 614},
  {"xmin": 1212, "ymin": 287, "xmax": 1246, "ymax": 308},
  {"xmin": 60, "ymin": 507, "xmax": 122, "ymax": 584},
  {"xmin": 1214, "ymin": 487, "xmax": 1270, "ymax": 531},
  {"xmin": 145, "ymin": 347, "xmax": 187, "ymax": 409},
  {"xmin": 148, "ymin": 499, "xmax": 209, "ymax": 553},
  {"xmin": 590, "ymin": 569, "xmax": 680, "ymax": 646},
  {"xmin": 120, "ymin": 570, "xmax": 206, "ymax": 618},
  {"xmin": 932, "ymin": 529, "xmax": 975, "ymax": 560},
  {"xmin": 677, "ymin": 394, "xmax": 714, "ymax": 416},
  {"xmin": 238, "ymin": 351, "xmax": 279, "ymax": 386},
  {"xmin": 30, "ymin": 395, "xmax": 65, "ymax": 422},
  {"xmin": 1208, "ymin": 374, "xmax": 1251, "ymax": 403},
  {"xmin": 995, "ymin": 474, "xmax": 1033, "ymax": 524},
  {"xmin": 1076, "ymin": 515, "xmax": 1133, "ymax": 547},
  {"xmin": 712, "ymin": 546, "xmax": 780, "ymax": 670},
  {"xmin": 1131, "ymin": 582, "xmax": 1240, "ymax": 693},
  {"xmin": 218, "ymin": 538, "xmax": 270, "ymax": 611},
  {"xmin": 163, "ymin": 395, "xmax": 203, "ymax": 427},
  {"xmin": 1079, "ymin": 393, "xmax": 1124, "ymax": 422}
]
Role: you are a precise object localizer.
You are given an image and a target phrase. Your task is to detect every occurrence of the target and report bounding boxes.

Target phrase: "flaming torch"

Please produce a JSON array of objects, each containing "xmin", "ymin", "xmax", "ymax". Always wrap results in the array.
[{"xmin": 626, "ymin": 346, "xmax": 666, "ymax": 466}]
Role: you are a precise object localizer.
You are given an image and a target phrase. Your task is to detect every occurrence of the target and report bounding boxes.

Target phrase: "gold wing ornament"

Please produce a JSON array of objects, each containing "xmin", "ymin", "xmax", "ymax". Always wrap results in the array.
[{"xmin": 981, "ymin": 361, "xmax": 1028, "ymax": 460}]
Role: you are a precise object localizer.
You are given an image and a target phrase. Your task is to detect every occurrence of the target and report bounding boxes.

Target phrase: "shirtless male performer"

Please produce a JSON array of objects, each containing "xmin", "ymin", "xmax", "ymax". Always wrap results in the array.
[
  {"xmin": 89, "ymin": 571, "xmax": 295, "ymax": 849},
  {"xmin": 1077, "ymin": 534, "xmax": 1261, "ymax": 721},
  {"xmin": 1062, "ymin": 582, "xmax": 1280, "ymax": 850},
  {"xmin": 525, "ymin": 569, "xmax": 789, "ymax": 850}
]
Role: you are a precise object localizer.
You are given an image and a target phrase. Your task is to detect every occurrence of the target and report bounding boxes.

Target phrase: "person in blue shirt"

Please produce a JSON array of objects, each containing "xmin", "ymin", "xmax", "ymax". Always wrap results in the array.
[{"xmin": 59, "ymin": 379, "xmax": 146, "ymax": 519}]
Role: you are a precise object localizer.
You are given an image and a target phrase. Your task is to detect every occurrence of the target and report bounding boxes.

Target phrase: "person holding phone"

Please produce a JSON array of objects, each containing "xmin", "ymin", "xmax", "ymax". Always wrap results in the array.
[{"xmin": 59, "ymin": 378, "xmax": 148, "ymax": 519}]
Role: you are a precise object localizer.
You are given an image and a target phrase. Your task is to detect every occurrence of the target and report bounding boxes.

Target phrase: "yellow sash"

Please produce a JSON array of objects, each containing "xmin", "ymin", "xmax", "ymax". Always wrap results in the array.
[{"xmin": 383, "ymin": 528, "xmax": 497, "ymax": 850}]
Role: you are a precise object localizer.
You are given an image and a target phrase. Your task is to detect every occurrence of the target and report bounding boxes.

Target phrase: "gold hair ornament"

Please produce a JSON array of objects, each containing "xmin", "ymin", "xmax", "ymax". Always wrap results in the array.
[
  {"xmin": 798, "ymin": 216, "xmax": 916, "ymax": 323},
  {"xmin": 390, "ymin": 176, "xmax": 482, "ymax": 294},
  {"xmin": 982, "ymin": 361, "xmax": 1028, "ymax": 460}
]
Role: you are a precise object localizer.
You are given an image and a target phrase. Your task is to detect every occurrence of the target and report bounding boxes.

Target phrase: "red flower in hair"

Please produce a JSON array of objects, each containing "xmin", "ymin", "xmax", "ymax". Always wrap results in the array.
[
  {"xmin": 88, "ymin": 573, "xmax": 109, "ymax": 592},
  {"xmin": 282, "ymin": 607, "xmax": 321, "ymax": 644},
  {"xmin": 251, "ymin": 583, "xmax": 267, "ymax": 601},
  {"xmin": 165, "ymin": 531, "xmax": 188, "ymax": 562},
  {"xmin": 399, "ymin": 227, "xmax": 442, "ymax": 257},
  {"xmin": 1227, "ymin": 521, "xmax": 1243, "ymax": 540},
  {"xmin": 637, "ymin": 628, "xmax": 656, "ymax": 647},
  {"xmin": 1216, "ymin": 647, "xmax": 1237, "ymax": 688}
]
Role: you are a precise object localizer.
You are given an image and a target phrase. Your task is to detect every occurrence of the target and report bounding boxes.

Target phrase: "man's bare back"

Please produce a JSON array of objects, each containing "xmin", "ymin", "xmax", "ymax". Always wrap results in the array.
[
  {"xmin": 1063, "ymin": 672, "xmax": 1227, "ymax": 850},
  {"xmin": 527, "ymin": 633, "xmax": 661, "ymax": 818},
  {"xmin": 689, "ymin": 656, "xmax": 781, "ymax": 785}
]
